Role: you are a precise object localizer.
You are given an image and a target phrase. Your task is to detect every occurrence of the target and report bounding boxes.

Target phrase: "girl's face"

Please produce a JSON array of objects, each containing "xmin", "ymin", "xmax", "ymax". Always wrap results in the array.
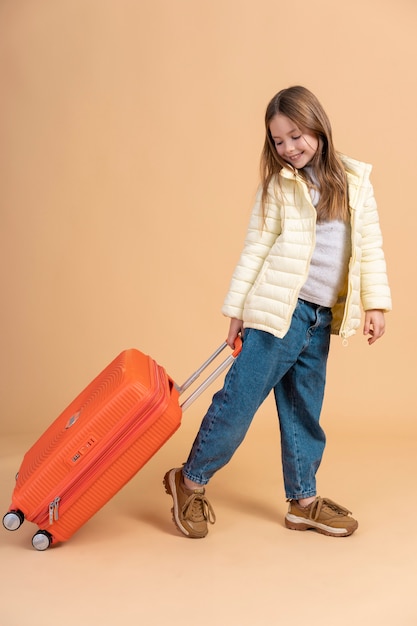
[{"xmin": 269, "ymin": 113, "xmax": 319, "ymax": 169}]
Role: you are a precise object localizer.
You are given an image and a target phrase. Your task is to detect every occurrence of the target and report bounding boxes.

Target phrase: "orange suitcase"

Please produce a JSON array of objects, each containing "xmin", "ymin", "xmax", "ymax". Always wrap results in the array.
[{"xmin": 3, "ymin": 341, "xmax": 241, "ymax": 550}]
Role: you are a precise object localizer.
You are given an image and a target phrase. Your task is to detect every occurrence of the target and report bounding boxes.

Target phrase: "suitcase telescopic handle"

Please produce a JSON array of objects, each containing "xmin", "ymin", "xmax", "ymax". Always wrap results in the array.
[{"xmin": 178, "ymin": 336, "xmax": 242, "ymax": 412}]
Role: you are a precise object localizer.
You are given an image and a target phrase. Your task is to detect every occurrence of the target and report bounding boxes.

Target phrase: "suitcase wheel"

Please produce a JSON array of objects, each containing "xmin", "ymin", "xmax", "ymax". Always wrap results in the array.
[
  {"xmin": 32, "ymin": 530, "xmax": 53, "ymax": 551},
  {"xmin": 2, "ymin": 510, "xmax": 24, "ymax": 531}
]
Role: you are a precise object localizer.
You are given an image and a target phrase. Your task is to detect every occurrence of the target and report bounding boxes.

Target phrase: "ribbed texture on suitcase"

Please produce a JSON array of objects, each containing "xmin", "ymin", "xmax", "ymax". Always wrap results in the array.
[
  {"xmin": 49, "ymin": 400, "xmax": 181, "ymax": 541},
  {"xmin": 10, "ymin": 349, "xmax": 182, "ymax": 541}
]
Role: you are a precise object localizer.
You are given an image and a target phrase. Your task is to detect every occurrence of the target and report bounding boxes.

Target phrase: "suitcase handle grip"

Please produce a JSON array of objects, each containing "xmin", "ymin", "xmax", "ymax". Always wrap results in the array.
[
  {"xmin": 178, "ymin": 336, "xmax": 242, "ymax": 412},
  {"xmin": 231, "ymin": 335, "xmax": 243, "ymax": 358}
]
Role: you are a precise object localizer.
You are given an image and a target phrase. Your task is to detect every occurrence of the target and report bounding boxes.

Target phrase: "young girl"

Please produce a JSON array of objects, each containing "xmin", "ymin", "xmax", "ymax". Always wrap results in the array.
[{"xmin": 164, "ymin": 85, "xmax": 392, "ymax": 538}]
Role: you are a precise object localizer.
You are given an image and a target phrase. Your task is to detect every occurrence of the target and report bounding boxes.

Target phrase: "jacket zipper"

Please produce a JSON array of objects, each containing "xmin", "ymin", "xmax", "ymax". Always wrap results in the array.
[
  {"xmin": 339, "ymin": 270, "xmax": 353, "ymax": 347},
  {"xmin": 339, "ymin": 207, "xmax": 357, "ymax": 346},
  {"xmin": 32, "ymin": 362, "xmax": 168, "ymax": 528}
]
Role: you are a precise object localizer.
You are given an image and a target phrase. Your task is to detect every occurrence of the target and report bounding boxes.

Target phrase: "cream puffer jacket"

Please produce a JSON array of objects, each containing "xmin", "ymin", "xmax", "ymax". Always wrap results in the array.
[{"xmin": 222, "ymin": 155, "xmax": 392, "ymax": 341}]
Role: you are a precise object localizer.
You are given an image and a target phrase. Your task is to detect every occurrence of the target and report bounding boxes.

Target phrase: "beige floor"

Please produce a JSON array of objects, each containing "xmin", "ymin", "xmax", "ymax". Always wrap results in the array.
[{"xmin": 1, "ymin": 414, "xmax": 416, "ymax": 626}]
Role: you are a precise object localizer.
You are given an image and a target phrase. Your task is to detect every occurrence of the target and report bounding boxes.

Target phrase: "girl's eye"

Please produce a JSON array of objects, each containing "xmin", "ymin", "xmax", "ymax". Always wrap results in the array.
[
  {"xmin": 292, "ymin": 136, "xmax": 301, "ymax": 140},
  {"xmin": 275, "ymin": 141, "xmax": 283, "ymax": 146}
]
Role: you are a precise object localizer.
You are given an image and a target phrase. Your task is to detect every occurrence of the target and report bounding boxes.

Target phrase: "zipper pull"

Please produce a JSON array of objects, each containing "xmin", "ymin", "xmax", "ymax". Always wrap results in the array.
[
  {"xmin": 48, "ymin": 497, "xmax": 61, "ymax": 525},
  {"xmin": 341, "ymin": 333, "xmax": 349, "ymax": 347}
]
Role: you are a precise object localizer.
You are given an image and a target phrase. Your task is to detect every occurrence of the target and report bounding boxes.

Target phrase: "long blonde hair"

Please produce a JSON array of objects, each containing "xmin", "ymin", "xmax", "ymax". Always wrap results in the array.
[{"xmin": 260, "ymin": 86, "xmax": 349, "ymax": 221}]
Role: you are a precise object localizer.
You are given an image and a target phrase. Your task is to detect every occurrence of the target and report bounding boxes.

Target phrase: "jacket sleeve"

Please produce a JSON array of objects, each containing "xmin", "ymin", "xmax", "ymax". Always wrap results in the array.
[
  {"xmin": 359, "ymin": 180, "xmax": 392, "ymax": 312},
  {"xmin": 222, "ymin": 184, "xmax": 283, "ymax": 320}
]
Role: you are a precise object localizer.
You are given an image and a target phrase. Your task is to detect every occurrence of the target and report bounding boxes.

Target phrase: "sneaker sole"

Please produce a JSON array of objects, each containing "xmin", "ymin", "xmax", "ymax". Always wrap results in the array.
[
  {"xmin": 163, "ymin": 471, "xmax": 191, "ymax": 537},
  {"xmin": 285, "ymin": 513, "xmax": 358, "ymax": 537}
]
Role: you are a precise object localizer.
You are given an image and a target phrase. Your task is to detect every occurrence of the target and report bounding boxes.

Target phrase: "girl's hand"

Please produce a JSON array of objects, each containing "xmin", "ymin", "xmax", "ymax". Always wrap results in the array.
[
  {"xmin": 227, "ymin": 318, "xmax": 244, "ymax": 349},
  {"xmin": 363, "ymin": 310, "xmax": 386, "ymax": 345}
]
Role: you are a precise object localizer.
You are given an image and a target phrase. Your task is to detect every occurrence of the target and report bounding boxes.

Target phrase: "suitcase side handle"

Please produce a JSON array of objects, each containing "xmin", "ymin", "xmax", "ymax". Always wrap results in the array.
[{"xmin": 178, "ymin": 336, "xmax": 242, "ymax": 412}]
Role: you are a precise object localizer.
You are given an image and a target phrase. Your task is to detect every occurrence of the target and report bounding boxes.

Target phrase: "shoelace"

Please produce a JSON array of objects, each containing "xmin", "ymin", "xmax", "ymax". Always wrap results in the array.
[
  {"xmin": 182, "ymin": 493, "xmax": 216, "ymax": 525},
  {"xmin": 309, "ymin": 497, "xmax": 352, "ymax": 521}
]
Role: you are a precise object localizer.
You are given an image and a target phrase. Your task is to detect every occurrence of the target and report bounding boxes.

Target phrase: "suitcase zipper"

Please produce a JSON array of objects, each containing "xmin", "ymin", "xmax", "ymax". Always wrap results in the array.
[
  {"xmin": 49, "ymin": 497, "xmax": 61, "ymax": 524},
  {"xmin": 32, "ymin": 362, "xmax": 169, "ymax": 530}
]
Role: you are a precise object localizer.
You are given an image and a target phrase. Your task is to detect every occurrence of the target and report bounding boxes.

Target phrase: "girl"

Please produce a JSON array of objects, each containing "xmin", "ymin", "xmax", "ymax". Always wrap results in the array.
[{"xmin": 164, "ymin": 85, "xmax": 392, "ymax": 538}]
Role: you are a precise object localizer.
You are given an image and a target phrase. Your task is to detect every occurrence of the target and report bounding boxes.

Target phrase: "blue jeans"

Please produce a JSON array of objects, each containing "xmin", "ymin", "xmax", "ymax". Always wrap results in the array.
[{"xmin": 183, "ymin": 299, "xmax": 333, "ymax": 500}]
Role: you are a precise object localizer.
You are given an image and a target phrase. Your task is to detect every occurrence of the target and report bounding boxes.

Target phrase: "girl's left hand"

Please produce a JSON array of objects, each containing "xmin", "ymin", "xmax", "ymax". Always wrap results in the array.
[{"xmin": 363, "ymin": 310, "xmax": 386, "ymax": 345}]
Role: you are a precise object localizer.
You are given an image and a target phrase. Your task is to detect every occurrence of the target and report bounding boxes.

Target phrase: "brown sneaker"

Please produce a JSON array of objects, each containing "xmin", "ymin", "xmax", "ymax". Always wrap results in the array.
[
  {"xmin": 285, "ymin": 497, "xmax": 358, "ymax": 537},
  {"xmin": 163, "ymin": 468, "xmax": 216, "ymax": 538}
]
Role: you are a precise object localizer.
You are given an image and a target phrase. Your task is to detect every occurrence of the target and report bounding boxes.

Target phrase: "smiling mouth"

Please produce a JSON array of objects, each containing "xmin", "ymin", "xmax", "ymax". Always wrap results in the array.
[{"xmin": 288, "ymin": 152, "xmax": 303, "ymax": 160}]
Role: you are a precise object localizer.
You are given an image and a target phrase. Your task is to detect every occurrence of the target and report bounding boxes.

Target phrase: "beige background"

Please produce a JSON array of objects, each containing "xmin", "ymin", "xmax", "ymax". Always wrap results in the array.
[{"xmin": 0, "ymin": 1, "xmax": 416, "ymax": 625}]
